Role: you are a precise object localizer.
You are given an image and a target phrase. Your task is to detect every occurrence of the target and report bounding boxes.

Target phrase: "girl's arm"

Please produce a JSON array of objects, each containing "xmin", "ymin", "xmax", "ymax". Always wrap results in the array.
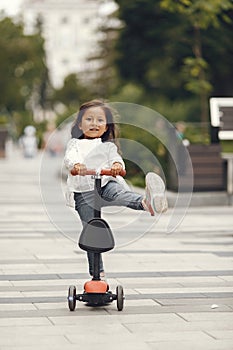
[
  {"xmin": 64, "ymin": 139, "xmax": 83, "ymax": 171},
  {"xmin": 108, "ymin": 143, "xmax": 125, "ymax": 176}
]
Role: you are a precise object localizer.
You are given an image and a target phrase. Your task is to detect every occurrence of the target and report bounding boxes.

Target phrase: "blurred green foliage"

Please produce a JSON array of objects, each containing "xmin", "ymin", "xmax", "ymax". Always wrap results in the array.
[
  {"xmin": 0, "ymin": 14, "xmax": 49, "ymax": 138},
  {"xmin": 119, "ymin": 123, "xmax": 168, "ymax": 187},
  {"xmin": 182, "ymin": 123, "xmax": 210, "ymax": 144},
  {"xmin": 221, "ymin": 141, "xmax": 233, "ymax": 153}
]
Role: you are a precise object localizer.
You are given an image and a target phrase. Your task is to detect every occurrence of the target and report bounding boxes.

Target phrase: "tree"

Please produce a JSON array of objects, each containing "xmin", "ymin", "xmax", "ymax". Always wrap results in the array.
[
  {"xmin": 160, "ymin": 0, "xmax": 233, "ymax": 126},
  {"xmin": 0, "ymin": 15, "xmax": 49, "ymax": 136},
  {"xmin": 114, "ymin": 0, "xmax": 190, "ymax": 96},
  {"xmin": 53, "ymin": 74, "xmax": 88, "ymax": 108},
  {"xmin": 51, "ymin": 73, "xmax": 95, "ymax": 127},
  {"xmin": 105, "ymin": 0, "xmax": 233, "ymax": 124},
  {"xmin": 86, "ymin": 5, "xmax": 122, "ymax": 99}
]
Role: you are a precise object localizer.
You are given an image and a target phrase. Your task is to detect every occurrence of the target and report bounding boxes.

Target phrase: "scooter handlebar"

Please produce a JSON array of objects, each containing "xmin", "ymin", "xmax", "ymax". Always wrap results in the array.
[
  {"xmin": 70, "ymin": 168, "xmax": 126, "ymax": 177},
  {"xmin": 100, "ymin": 169, "xmax": 126, "ymax": 177}
]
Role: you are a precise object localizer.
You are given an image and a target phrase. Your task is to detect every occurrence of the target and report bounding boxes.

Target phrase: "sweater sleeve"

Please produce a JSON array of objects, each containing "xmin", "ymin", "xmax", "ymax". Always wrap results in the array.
[
  {"xmin": 108, "ymin": 142, "xmax": 125, "ymax": 169},
  {"xmin": 64, "ymin": 138, "xmax": 82, "ymax": 170}
]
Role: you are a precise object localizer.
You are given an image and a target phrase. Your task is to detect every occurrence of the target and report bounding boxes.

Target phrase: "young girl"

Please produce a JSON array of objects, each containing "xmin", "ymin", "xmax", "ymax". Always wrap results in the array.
[{"xmin": 64, "ymin": 99, "xmax": 167, "ymax": 278}]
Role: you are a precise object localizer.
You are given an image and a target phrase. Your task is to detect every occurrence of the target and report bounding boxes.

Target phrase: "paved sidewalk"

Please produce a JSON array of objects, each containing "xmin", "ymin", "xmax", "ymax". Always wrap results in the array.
[{"xmin": 0, "ymin": 149, "xmax": 233, "ymax": 350}]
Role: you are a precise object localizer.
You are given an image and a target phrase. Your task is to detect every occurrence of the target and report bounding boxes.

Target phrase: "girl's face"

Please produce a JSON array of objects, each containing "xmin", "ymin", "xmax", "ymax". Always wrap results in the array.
[{"xmin": 79, "ymin": 106, "xmax": 108, "ymax": 139}]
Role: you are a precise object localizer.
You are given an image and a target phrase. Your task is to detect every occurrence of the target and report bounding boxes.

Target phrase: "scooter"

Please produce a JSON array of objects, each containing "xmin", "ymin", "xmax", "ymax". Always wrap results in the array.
[{"xmin": 68, "ymin": 168, "xmax": 125, "ymax": 311}]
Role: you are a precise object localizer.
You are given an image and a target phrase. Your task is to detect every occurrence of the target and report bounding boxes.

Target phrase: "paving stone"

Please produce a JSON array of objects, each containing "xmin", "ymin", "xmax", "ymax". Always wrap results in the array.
[
  {"xmin": 177, "ymin": 311, "xmax": 233, "ymax": 322},
  {"xmin": 0, "ymin": 303, "xmax": 37, "ymax": 311},
  {"xmin": 0, "ymin": 317, "xmax": 52, "ymax": 326},
  {"xmin": 205, "ymin": 330, "xmax": 233, "ymax": 340},
  {"xmin": 156, "ymin": 297, "xmax": 233, "ymax": 306},
  {"xmin": 0, "ymin": 334, "xmax": 70, "ymax": 347},
  {"xmin": 148, "ymin": 339, "xmax": 233, "ymax": 350}
]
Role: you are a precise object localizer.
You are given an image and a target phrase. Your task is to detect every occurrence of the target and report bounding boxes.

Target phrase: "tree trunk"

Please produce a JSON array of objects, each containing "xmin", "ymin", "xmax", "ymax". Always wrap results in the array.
[{"xmin": 193, "ymin": 25, "xmax": 209, "ymax": 137}]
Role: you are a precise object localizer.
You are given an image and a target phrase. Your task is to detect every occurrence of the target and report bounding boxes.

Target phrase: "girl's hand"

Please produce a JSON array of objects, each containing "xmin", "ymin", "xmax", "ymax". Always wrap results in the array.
[
  {"xmin": 111, "ymin": 162, "xmax": 123, "ymax": 176},
  {"xmin": 73, "ymin": 163, "xmax": 87, "ymax": 176}
]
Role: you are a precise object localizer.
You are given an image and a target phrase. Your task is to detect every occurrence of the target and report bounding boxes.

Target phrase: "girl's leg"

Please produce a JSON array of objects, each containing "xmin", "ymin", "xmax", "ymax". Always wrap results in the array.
[
  {"xmin": 101, "ymin": 181, "xmax": 144, "ymax": 210},
  {"xmin": 73, "ymin": 191, "xmax": 104, "ymax": 276},
  {"xmin": 101, "ymin": 176, "xmax": 168, "ymax": 216}
]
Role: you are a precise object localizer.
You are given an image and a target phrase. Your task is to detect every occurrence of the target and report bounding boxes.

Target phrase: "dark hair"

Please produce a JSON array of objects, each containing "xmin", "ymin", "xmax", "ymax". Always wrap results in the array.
[{"xmin": 71, "ymin": 100, "xmax": 119, "ymax": 146}]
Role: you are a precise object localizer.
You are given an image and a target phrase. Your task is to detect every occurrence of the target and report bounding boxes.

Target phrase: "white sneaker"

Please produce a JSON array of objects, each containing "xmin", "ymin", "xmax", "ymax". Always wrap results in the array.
[{"xmin": 143, "ymin": 172, "xmax": 168, "ymax": 216}]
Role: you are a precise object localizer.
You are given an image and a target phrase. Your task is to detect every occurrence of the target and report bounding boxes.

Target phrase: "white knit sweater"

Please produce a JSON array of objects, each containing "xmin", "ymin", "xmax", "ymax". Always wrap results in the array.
[{"xmin": 64, "ymin": 138, "xmax": 126, "ymax": 193}]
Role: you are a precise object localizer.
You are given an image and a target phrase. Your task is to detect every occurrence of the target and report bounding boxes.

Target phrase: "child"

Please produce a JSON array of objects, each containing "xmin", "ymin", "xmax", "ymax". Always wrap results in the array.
[
  {"xmin": 20, "ymin": 125, "xmax": 38, "ymax": 158},
  {"xmin": 64, "ymin": 99, "xmax": 167, "ymax": 278}
]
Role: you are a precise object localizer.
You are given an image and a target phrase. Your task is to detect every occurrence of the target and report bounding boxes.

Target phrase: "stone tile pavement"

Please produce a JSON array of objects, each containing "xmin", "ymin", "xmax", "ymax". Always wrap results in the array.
[{"xmin": 0, "ymin": 147, "xmax": 232, "ymax": 349}]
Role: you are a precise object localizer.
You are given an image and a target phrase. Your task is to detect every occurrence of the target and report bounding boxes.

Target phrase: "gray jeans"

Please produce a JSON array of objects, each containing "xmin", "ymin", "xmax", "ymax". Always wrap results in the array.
[{"xmin": 74, "ymin": 181, "xmax": 144, "ymax": 275}]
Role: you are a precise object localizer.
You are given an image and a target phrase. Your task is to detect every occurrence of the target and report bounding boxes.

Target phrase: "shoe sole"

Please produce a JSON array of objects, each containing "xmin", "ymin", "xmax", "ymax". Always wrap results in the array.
[{"xmin": 145, "ymin": 173, "xmax": 167, "ymax": 214}]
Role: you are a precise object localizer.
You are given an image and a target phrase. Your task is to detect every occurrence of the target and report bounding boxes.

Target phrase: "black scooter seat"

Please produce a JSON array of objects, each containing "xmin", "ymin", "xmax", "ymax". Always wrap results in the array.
[{"xmin": 79, "ymin": 218, "xmax": 115, "ymax": 253}]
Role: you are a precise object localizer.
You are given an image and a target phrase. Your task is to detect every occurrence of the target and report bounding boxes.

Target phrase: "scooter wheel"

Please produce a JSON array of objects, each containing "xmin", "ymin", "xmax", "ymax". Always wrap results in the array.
[
  {"xmin": 116, "ymin": 285, "xmax": 124, "ymax": 311},
  {"xmin": 68, "ymin": 285, "xmax": 76, "ymax": 311}
]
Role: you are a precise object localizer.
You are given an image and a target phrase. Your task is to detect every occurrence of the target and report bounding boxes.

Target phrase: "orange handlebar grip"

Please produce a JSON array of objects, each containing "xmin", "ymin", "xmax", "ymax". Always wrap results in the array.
[
  {"xmin": 70, "ymin": 168, "xmax": 126, "ymax": 177},
  {"xmin": 100, "ymin": 169, "xmax": 126, "ymax": 177}
]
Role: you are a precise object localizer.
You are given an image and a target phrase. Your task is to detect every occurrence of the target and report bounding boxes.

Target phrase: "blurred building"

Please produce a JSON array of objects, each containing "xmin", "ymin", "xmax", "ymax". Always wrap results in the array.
[{"xmin": 22, "ymin": 0, "xmax": 117, "ymax": 88}]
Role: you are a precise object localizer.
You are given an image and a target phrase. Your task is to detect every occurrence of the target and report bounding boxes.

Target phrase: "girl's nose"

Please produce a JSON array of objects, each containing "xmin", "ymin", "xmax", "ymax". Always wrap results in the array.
[{"xmin": 93, "ymin": 118, "xmax": 99, "ymax": 126}]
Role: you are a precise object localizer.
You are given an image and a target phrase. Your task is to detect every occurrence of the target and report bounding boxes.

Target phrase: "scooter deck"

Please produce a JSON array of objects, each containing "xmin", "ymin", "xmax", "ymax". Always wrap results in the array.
[{"xmin": 76, "ymin": 291, "xmax": 116, "ymax": 306}]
